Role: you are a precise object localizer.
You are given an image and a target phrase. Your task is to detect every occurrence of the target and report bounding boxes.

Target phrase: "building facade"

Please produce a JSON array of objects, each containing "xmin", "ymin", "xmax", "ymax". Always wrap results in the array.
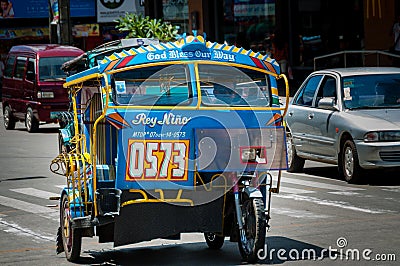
[
  {"xmin": 0, "ymin": 0, "xmax": 399, "ymax": 80},
  {"xmin": 147, "ymin": 0, "xmax": 398, "ymax": 85}
]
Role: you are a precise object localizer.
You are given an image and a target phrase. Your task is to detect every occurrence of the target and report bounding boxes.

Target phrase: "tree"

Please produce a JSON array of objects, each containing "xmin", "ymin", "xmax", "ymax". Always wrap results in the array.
[{"xmin": 115, "ymin": 13, "xmax": 179, "ymax": 42}]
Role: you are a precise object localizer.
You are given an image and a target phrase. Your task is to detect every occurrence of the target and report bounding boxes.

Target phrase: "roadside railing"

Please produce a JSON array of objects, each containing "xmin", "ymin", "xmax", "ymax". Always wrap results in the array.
[{"xmin": 313, "ymin": 50, "xmax": 400, "ymax": 71}]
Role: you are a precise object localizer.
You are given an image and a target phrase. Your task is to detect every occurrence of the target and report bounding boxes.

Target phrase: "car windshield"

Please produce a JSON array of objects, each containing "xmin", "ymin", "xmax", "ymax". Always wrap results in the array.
[
  {"xmin": 39, "ymin": 56, "xmax": 76, "ymax": 81},
  {"xmin": 198, "ymin": 64, "xmax": 271, "ymax": 107},
  {"xmin": 342, "ymin": 74, "xmax": 400, "ymax": 109}
]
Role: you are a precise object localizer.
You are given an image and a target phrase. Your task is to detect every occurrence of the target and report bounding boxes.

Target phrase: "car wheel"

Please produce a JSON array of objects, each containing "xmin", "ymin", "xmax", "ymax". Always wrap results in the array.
[
  {"xmin": 4, "ymin": 105, "xmax": 16, "ymax": 130},
  {"xmin": 340, "ymin": 140, "xmax": 363, "ymax": 184},
  {"xmin": 286, "ymin": 132, "xmax": 305, "ymax": 172},
  {"xmin": 26, "ymin": 107, "xmax": 39, "ymax": 133}
]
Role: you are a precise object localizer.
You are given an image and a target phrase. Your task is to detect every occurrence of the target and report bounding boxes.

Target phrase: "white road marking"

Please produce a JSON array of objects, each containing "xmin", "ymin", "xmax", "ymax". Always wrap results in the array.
[
  {"xmin": 328, "ymin": 191, "xmax": 361, "ymax": 196},
  {"xmin": 10, "ymin": 188, "xmax": 59, "ymax": 199},
  {"xmin": 381, "ymin": 188, "xmax": 400, "ymax": 193},
  {"xmin": 0, "ymin": 218, "xmax": 54, "ymax": 242},
  {"xmin": 272, "ymin": 207, "xmax": 332, "ymax": 219},
  {"xmin": 279, "ymin": 186, "xmax": 315, "ymax": 194},
  {"xmin": 275, "ymin": 194, "xmax": 393, "ymax": 214},
  {"xmin": 281, "ymin": 176, "xmax": 364, "ymax": 191},
  {"xmin": 0, "ymin": 195, "xmax": 56, "ymax": 214}
]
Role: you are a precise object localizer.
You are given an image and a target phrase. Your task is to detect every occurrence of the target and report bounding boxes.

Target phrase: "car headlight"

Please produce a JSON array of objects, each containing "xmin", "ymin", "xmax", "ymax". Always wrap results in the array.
[
  {"xmin": 364, "ymin": 131, "xmax": 400, "ymax": 142},
  {"xmin": 37, "ymin": 91, "xmax": 54, "ymax": 98}
]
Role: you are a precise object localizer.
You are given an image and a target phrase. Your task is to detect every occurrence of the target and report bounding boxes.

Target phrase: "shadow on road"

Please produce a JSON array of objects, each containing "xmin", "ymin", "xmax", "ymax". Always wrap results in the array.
[
  {"xmin": 1, "ymin": 176, "xmax": 49, "ymax": 182},
  {"xmin": 262, "ymin": 236, "xmax": 331, "ymax": 264},
  {"xmin": 15, "ymin": 126, "xmax": 60, "ymax": 134},
  {"xmin": 69, "ymin": 236, "xmax": 331, "ymax": 265}
]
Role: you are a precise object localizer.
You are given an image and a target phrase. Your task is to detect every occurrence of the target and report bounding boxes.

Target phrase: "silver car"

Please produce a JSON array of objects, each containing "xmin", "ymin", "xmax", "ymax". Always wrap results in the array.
[{"xmin": 285, "ymin": 67, "xmax": 400, "ymax": 183}]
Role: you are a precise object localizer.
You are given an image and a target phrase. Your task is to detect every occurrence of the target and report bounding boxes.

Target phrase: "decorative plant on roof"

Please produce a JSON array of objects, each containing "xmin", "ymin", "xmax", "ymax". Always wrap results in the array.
[{"xmin": 115, "ymin": 13, "xmax": 179, "ymax": 42}]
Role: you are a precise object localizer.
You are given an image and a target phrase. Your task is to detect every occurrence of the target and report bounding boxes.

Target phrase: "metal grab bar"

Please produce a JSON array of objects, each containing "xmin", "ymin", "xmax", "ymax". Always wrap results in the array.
[{"xmin": 313, "ymin": 50, "xmax": 400, "ymax": 71}]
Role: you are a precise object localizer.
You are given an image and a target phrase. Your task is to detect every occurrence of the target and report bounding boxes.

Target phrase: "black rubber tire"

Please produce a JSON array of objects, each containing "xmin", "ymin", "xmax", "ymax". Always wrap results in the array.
[
  {"xmin": 60, "ymin": 193, "xmax": 82, "ymax": 262},
  {"xmin": 340, "ymin": 140, "xmax": 363, "ymax": 184},
  {"xmin": 25, "ymin": 107, "xmax": 39, "ymax": 133},
  {"xmin": 204, "ymin": 232, "xmax": 225, "ymax": 250},
  {"xmin": 238, "ymin": 196, "xmax": 266, "ymax": 263},
  {"xmin": 4, "ymin": 105, "xmax": 16, "ymax": 130},
  {"xmin": 286, "ymin": 132, "xmax": 305, "ymax": 172}
]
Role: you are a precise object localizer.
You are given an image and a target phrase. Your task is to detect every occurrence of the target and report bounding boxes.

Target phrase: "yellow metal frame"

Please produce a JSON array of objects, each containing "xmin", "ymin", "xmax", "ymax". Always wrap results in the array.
[{"xmin": 52, "ymin": 59, "xmax": 289, "ymax": 218}]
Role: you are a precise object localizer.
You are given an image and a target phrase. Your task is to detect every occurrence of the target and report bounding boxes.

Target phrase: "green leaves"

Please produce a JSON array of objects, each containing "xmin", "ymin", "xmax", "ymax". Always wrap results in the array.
[{"xmin": 114, "ymin": 13, "xmax": 179, "ymax": 42}]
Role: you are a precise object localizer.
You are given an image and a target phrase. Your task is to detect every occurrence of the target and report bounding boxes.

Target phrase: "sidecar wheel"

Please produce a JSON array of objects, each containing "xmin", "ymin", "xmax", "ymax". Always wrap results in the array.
[
  {"xmin": 204, "ymin": 232, "xmax": 224, "ymax": 249},
  {"xmin": 238, "ymin": 196, "xmax": 266, "ymax": 263},
  {"xmin": 60, "ymin": 193, "xmax": 82, "ymax": 262}
]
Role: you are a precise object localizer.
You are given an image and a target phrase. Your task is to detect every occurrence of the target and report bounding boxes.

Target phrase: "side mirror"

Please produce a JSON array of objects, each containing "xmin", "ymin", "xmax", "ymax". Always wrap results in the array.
[{"xmin": 318, "ymin": 97, "xmax": 338, "ymax": 110}]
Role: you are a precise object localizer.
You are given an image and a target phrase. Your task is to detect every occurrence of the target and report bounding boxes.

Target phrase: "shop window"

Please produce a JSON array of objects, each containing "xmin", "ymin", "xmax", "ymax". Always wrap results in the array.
[{"xmin": 163, "ymin": 0, "xmax": 189, "ymax": 34}]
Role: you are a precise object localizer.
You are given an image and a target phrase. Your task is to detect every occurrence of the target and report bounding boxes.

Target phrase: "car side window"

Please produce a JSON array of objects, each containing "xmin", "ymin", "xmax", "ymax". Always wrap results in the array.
[
  {"xmin": 293, "ymin": 75, "xmax": 322, "ymax": 106},
  {"xmin": 316, "ymin": 76, "xmax": 337, "ymax": 104},
  {"xmin": 26, "ymin": 58, "xmax": 35, "ymax": 82},
  {"xmin": 4, "ymin": 55, "xmax": 15, "ymax": 78},
  {"xmin": 14, "ymin": 57, "xmax": 27, "ymax": 79}
]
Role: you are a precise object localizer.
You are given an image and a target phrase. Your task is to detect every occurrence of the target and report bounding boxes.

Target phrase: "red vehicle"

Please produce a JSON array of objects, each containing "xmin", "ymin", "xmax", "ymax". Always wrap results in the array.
[{"xmin": 2, "ymin": 44, "xmax": 84, "ymax": 132}]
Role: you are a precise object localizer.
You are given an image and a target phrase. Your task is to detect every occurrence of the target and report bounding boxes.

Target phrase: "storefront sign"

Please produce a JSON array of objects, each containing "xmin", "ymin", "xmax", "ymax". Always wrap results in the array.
[
  {"xmin": 0, "ymin": 27, "xmax": 49, "ymax": 39},
  {"xmin": 97, "ymin": 0, "xmax": 144, "ymax": 23},
  {"xmin": 72, "ymin": 24, "xmax": 100, "ymax": 37},
  {"xmin": 2, "ymin": 0, "xmax": 94, "ymax": 19}
]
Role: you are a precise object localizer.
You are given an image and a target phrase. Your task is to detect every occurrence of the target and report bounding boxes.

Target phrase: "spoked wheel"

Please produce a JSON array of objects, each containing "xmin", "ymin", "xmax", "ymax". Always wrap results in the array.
[
  {"xmin": 25, "ymin": 107, "xmax": 39, "ymax": 133},
  {"xmin": 340, "ymin": 140, "xmax": 363, "ymax": 184},
  {"xmin": 238, "ymin": 196, "xmax": 266, "ymax": 263},
  {"xmin": 204, "ymin": 232, "xmax": 224, "ymax": 249},
  {"xmin": 60, "ymin": 193, "xmax": 82, "ymax": 262},
  {"xmin": 4, "ymin": 105, "xmax": 16, "ymax": 130}
]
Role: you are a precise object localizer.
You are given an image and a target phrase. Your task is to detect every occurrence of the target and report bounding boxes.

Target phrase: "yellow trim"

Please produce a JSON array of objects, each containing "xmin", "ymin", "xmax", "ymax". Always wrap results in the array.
[
  {"xmin": 278, "ymin": 73, "xmax": 290, "ymax": 118},
  {"xmin": 194, "ymin": 172, "xmax": 228, "ymax": 192},
  {"xmin": 109, "ymin": 105, "xmax": 286, "ymax": 111},
  {"xmin": 106, "ymin": 60, "xmax": 278, "ymax": 77},
  {"xmin": 194, "ymin": 62, "xmax": 202, "ymax": 109},
  {"xmin": 91, "ymin": 73, "xmax": 110, "ymax": 217},
  {"xmin": 121, "ymin": 189, "xmax": 194, "ymax": 207},
  {"xmin": 106, "ymin": 60, "xmax": 283, "ymax": 111},
  {"xmin": 64, "ymin": 73, "xmax": 102, "ymax": 88}
]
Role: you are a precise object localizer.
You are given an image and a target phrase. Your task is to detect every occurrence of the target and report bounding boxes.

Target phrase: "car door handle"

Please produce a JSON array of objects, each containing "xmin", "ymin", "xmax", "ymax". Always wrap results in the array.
[
  {"xmin": 288, "ymin": 111, "xmax": 293, "ymax": 116},
  {"xmin": 308, "ymin": 113, "xmax": 314, "ymax": 119}
]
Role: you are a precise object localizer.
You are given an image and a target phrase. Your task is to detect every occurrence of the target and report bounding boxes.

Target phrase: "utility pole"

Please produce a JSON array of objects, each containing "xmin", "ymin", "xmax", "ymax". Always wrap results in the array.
[{"xmin": 59, "ymin": 0, "xmax": 72, "ymax": 45}]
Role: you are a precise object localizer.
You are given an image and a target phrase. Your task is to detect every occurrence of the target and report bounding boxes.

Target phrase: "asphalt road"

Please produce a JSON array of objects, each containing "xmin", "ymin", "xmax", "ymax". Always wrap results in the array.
[{"xmin": 0, "ymin": 108, "xmax": 399, "ymax": 265}]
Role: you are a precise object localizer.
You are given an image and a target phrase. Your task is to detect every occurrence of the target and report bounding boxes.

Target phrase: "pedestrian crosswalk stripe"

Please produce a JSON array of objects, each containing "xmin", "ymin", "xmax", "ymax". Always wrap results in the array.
[
  {"xmin": 281, "ymin": 175, "xmax": 364, "ymax": 191},
  {"xmin": 10, "ymin": 188, "xmax": 60, "ymax": 200},
  {"xmin": 0, "ymin": 195, "xmax": 56, "ymax": 214},
  {"xmin": 0, "ymin": 218, "xmax": 54, "ymax": 242},
  {"xmin": 279, "ymin": 186, "xmax": 315, "ymax": 194},
  {"xmin": 275, "ymin": 194, "xmax": 392, "ymax": 214},
  {"xmin": 328, "ymin": 191, "xmax": 361, "ymax": 196},
  {"xmin": 272, "ymin": 207, "xmax": 332, "ymax": 219}
]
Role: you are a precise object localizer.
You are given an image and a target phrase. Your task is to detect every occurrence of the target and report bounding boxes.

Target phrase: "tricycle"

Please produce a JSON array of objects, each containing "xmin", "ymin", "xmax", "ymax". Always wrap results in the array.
[{"xmin": 50, "ymin": 32, "xmax": 289, "ymax": 263}]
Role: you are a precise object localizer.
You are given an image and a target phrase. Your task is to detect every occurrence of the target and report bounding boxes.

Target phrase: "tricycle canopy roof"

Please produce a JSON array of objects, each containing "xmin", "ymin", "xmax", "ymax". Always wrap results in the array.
[{"xmin": 64, "ymin": 33, "xmax": 280, "ymax": 88}]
